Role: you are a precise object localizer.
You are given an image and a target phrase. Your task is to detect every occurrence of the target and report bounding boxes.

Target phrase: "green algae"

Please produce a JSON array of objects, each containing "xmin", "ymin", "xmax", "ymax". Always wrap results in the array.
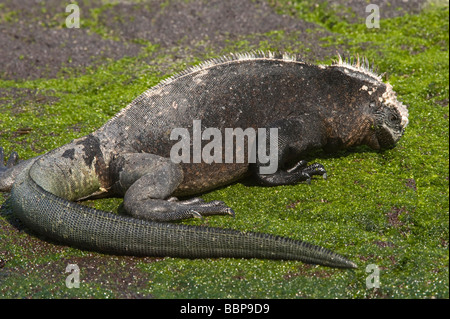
[{"xmin": 0, "ymin": 1, "xmax": 448, "ymax": 299}]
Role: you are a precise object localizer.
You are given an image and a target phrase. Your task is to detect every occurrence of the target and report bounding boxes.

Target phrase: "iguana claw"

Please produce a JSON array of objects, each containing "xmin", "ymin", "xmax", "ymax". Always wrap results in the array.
[{"xmin": 188, "ymin": 209, "xmax": 203, "ymax": 219}]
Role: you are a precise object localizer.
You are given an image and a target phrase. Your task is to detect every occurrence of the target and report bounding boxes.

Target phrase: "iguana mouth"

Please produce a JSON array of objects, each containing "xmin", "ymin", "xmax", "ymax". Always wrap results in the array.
[{"xmin": 376, "ymin": 125, "xmax": 400, "ymax": 149}]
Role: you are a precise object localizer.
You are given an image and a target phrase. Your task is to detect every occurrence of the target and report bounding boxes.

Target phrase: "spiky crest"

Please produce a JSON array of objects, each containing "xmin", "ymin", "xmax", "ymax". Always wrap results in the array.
[{"xmin": 109, "ymin": 51, "xmax": 408, "ymax": 128}]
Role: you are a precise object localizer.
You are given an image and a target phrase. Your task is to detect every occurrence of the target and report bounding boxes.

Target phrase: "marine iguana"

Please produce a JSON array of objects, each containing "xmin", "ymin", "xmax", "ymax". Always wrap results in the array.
[{"xmin": 0, "ymin": 52, "xmax": 408, "ymax": 268}]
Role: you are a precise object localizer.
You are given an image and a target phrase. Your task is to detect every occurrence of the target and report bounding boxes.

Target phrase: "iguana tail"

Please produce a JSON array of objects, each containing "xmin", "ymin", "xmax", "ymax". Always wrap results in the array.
[{"xmin": 11, "ymin": 169, "xmax": 357, "ymax": 269}]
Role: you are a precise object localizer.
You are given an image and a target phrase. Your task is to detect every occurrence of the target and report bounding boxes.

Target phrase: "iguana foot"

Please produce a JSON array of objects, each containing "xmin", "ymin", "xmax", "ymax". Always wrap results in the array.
[
  {"xmin": 170, "ymin": 197, "xmax": 235, "ymax": 219},
  {"xmin": 298, "ymin": 163, "xmax": 327, "ymax": 184},
  {"xmin": 124, "ymin": 197, "xmax": 235, "ymax": 222},
  {"xmin": 256, "ymin": 160, "xmax": 327, "ymax": 186}
]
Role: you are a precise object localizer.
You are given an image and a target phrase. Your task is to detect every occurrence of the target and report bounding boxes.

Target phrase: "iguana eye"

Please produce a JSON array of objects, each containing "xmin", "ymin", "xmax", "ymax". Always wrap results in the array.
[{"xmin": 389, "ymin": 114, "xmax": 399, "ymax": 122}]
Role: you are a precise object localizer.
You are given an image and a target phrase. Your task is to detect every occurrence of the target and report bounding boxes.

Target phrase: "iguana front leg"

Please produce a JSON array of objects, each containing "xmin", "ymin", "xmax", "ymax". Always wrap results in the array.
[
  {"xmin": 254, "ymin": 118, "xmax": 327, "ymax": 186},
  {"xmin": 111, "ymin": 153, "xmax": 234, "ymax": 222}
]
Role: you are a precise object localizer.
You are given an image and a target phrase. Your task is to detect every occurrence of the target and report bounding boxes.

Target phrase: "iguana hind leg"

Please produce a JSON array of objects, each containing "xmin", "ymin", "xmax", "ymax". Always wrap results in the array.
[{"xmin": 112, "ymin": 153, "xmax": 234, "ymax": 222}]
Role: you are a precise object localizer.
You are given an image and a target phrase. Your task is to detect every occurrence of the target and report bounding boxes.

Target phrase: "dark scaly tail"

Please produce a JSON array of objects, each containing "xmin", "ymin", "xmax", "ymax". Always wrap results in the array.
[{"xmin": 11, "ymin": 168, "xmax": 357, "ymax": 268}]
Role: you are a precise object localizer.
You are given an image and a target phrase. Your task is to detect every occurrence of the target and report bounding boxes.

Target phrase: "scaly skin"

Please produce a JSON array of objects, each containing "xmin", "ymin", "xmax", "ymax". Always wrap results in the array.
[
  {"xmin": 0, "ymin": 52, "xmax": 409, "ymax": 268},
  {"xmin": 11, "ymin": 165, "xmax": 356, "ymax": 268}
]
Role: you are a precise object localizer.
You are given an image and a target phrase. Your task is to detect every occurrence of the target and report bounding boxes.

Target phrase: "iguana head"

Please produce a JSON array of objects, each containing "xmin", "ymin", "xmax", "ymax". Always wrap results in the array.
[
  {"xmin": 331, "ymin": 54, "xmax": 409, "ymax": 150},
  {"xmin": 371, "ymin": 82, "xmax": 408, "ymax": 149}
]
